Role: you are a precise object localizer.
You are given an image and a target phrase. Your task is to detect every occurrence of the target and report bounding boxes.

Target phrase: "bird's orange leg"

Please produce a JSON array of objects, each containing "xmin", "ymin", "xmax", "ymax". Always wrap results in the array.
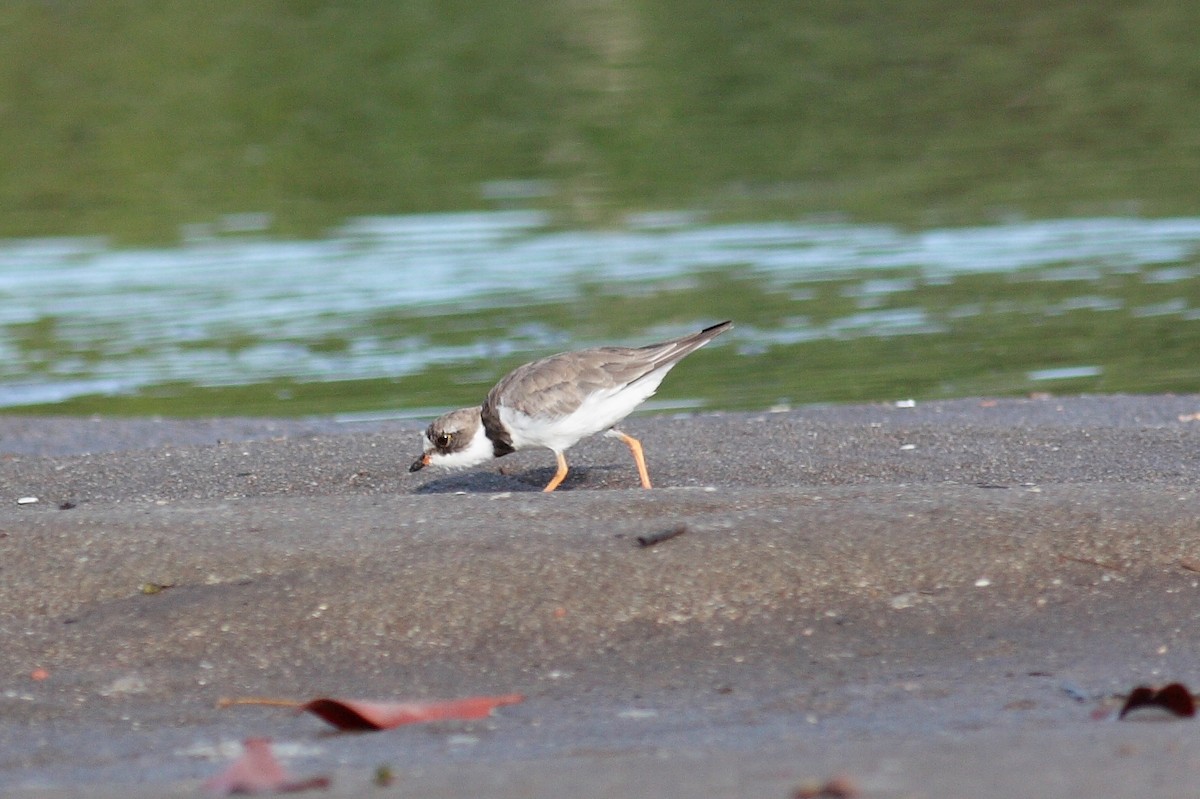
[
  {"xmin": 612, "ymin": 431, "xmax": 652, "ymax": 489},
  {"xmin": 542, "ymin": 451, "xmax": 570, "ymax": 492}
]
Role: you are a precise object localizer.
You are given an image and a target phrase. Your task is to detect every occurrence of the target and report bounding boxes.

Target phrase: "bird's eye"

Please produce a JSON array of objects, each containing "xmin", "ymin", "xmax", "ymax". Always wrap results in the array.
[{"xmin": 435, "ymin": 432, "xmax": 452, "ymax": 448}]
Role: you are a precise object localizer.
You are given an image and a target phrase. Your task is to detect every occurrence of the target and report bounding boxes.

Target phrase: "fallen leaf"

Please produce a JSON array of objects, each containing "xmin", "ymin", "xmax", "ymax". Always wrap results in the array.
[
  {"xmin": 202, "ymin": 738, "xmax": 330, "ymax": 795},
  {"xmin": 218, "ymin": 693, "xmax": 525, "ymax": 731},
  {"xmin": 301, "ymin": 694, "xmax": 525, "ymax": 731},
  {"xmin": 792, "ymin": 774, "xmax": 859, "ymax": 798},
  {"xmin": 1118, "ymin": 683, "xmax": 1196, "ymax": 720}
]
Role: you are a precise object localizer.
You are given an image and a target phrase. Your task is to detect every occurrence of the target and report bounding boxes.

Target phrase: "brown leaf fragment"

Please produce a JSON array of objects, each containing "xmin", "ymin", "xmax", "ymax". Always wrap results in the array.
[
  {"xmin": 1118, "ymin": 683, "xmax": 1196, "ymax": 720},
  {"xmin": 301, "ymin": 694, "xmax": 525, "ymax": 731},
  {"xmin": 792, "ymin": 774, "xmax": 859, "ymax": 798},
  {"xmin": 217, "ymin": 693, "xmax": 524, "ymax": 731}
]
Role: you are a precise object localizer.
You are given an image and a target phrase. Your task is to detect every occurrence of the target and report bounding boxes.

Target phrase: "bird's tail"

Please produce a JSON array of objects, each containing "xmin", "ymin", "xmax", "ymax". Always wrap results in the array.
[{"xmin": 640, "ymin": 320, "xmax": 733, "ymax": 368}]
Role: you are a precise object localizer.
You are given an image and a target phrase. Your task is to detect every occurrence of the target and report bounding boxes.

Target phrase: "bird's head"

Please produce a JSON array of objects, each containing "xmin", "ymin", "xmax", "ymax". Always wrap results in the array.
[{"xmin": 409, "ymin": 407, "xmax": 494, "ymax": 472}]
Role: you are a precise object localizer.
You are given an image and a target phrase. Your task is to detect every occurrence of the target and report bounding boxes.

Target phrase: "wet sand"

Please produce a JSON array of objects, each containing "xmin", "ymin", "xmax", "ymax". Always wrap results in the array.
[{"xmin": 2, "ymin": 395, "xmax": 1200, "ymax": 797}]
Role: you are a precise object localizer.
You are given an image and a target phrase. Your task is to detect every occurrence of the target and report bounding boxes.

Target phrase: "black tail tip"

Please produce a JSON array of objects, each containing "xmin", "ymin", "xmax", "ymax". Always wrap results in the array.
[{"xmin": 703, "ymin": 320, "xmax": 734, "ymax": 335}]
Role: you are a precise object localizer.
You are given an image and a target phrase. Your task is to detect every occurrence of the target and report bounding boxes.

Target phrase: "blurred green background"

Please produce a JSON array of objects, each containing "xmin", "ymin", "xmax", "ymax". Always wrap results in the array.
[
  {"xmin": 4, "ymin": 2, "xmax": 1200, "ymax": 418},
  {"xmin": 4, "ymin": 1, "xmax": 1199, "ymax": 242}
]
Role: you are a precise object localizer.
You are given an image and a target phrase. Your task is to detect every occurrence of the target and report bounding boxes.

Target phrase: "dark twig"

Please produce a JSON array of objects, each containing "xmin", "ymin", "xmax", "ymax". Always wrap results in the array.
[{"xmin": 637, "ymin": 524, "xmax": 687, "ymax": 548}]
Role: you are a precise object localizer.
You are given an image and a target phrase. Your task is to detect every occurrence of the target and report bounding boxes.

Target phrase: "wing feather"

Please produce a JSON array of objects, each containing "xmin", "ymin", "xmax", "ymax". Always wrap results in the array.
[{"xmin": 484, "ymin": 321, "xmax": 732, "ymax": 420}]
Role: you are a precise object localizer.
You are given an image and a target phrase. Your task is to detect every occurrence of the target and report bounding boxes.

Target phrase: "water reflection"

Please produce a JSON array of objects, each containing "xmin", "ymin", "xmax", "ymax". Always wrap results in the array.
[{"xmin": 0, "ymin": 213, "xmax": 1198, "ymax": 414}]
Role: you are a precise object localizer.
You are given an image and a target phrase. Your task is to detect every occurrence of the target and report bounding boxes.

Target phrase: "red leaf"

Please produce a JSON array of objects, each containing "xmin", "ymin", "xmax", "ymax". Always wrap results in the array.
[
  {"xmin": 1118, "ymin": 682, "xmax": 1196, "ymax": 720},
  {"xmin": 202, "ymin": 738, "xmax": 330, "ymax": 795},
  {"xmin": 300, "ymin": 693, "xmax": 524, "ymax": 731}
]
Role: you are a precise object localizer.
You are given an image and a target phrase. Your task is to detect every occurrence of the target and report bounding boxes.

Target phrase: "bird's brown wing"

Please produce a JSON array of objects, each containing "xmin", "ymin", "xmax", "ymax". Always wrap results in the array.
[{"xmin": 484, "ymin": 320, "xmax": 733, "ymax": 420}]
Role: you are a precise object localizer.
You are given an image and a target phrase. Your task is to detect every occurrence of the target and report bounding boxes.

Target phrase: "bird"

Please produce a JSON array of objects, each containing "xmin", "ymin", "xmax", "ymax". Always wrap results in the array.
[{"xmin": 409, "ymin": 320, "xmax": 732, "ymax": 492}]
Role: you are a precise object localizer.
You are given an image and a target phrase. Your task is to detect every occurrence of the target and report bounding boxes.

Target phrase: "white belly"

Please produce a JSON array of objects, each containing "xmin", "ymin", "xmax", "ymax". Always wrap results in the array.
[{"xmin": 498, "ymin": 366, "xmax": 670, "ymax": 452}]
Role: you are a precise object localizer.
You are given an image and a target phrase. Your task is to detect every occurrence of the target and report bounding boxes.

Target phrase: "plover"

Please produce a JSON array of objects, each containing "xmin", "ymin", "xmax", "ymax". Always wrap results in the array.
[{"xmin": 410, "ymin": 320, "xmax": 732, "ymax": 491}]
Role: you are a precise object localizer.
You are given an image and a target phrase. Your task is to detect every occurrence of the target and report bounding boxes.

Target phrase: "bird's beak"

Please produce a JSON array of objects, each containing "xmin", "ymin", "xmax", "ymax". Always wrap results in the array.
[{"xmin": 409, "ymin": 452, "xmax": 431, "ymax": 472}]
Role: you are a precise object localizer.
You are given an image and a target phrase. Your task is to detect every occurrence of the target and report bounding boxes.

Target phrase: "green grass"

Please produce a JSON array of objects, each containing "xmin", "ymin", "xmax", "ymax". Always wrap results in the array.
[{"xmin": 2, "ymin": 1, "xmax": 1200, "ymax": 242}]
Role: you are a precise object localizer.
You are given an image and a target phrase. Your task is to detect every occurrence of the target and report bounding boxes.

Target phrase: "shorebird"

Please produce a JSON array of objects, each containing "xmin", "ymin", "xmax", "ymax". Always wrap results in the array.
[{"xmin": 409, "ymin": 320, "xmax": 732, "ymax": 491}]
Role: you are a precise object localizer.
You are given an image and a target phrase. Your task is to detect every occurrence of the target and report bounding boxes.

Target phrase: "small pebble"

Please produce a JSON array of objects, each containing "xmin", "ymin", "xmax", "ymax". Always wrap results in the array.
[
  {"xmin": 16, "ymin": 496, "xmax": 38, "ymax": 505},
  {"xmin": 617, "ymin": 708, "xmax": 658, "ymax": 719},
  {"xmin": 373, "ymin": 765, "xmax": 395, "ymax": 787}
]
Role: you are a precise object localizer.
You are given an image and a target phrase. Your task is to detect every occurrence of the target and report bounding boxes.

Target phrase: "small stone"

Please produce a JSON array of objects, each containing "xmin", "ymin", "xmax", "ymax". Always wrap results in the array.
[{"xmin": 99, "ymin": 674, "xmax": 148, "ymax": 697}]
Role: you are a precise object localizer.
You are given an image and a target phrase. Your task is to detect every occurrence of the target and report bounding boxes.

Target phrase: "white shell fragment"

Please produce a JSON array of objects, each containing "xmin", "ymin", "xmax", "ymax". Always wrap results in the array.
[{"xmin": 16, "ymin": 496, "xmax": 39, "ymax": 505}]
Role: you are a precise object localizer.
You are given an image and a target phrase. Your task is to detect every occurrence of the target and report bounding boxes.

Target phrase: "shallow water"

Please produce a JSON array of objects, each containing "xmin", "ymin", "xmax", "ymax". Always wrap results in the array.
[{"xmin": 1, "ymin": 212, "xmax": 1199, "ymax": 417}]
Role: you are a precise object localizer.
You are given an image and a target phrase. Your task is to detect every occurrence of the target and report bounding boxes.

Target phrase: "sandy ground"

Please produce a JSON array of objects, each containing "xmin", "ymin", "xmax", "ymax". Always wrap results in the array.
[{"xmin": 2, "ymin": 395, "xmax": 1200, "ymax": 797}]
